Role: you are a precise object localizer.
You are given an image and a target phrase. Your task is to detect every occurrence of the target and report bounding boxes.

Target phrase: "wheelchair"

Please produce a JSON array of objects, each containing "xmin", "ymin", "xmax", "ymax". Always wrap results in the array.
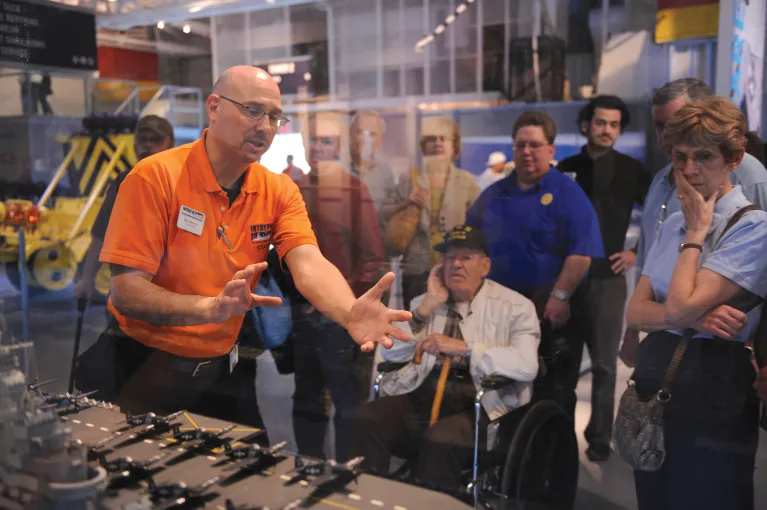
[{"xmin": 372, "ymin": 336, "xmax": 580, "ymax": 509}]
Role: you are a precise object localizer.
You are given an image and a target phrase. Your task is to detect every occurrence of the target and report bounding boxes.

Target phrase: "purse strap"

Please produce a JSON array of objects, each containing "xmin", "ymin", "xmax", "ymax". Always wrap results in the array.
[
  {"xmin": 657, "ymin": 204, "xmax": 760, "ymax": 401},
  {"xmin": 717, "ymin": 204, "xmax": 759, "ymax": 245},
  {"xmin": 658, "ymin": 329, "xmax": 691, "ymax": 401}
]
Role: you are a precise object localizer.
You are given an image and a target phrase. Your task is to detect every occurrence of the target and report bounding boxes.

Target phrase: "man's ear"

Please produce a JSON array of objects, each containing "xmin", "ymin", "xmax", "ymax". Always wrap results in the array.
[{"xmin": 481, "ymin": 256, "xmax": 491, "ymax": 278}]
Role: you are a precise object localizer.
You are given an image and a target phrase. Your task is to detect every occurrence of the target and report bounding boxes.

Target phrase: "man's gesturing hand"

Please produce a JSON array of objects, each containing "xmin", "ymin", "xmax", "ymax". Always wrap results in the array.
[
  {"xmin": 208, "ymin": 263, "xmax": 282, "ymax": 324},
  {"xmin": 346, "ymin": 272, "xmax": 413, "ymax": 352}
]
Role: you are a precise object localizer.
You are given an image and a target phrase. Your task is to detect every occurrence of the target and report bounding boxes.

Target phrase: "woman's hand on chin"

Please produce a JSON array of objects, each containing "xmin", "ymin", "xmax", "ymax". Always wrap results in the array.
[{"xmin": 675, "ymin": 167, "xmax": 717, "ymax": 239}]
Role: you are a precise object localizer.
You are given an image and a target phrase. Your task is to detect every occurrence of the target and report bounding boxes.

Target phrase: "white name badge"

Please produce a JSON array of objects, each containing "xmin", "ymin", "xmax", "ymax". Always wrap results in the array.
[{"xmin": 177, "ymin": 205, "xmax": 205, "ymax": 236}]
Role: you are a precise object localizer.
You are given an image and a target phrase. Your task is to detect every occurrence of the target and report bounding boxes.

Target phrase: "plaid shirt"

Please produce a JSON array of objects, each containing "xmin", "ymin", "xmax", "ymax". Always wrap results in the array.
[{"xmin": 411, "ymin": 301, "xmax": 469, "ymax": 371}]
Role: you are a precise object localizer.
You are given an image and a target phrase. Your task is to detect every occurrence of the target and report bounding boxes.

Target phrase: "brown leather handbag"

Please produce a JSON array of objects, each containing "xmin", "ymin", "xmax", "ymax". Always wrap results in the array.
[{"xmin": 384, "ymin": 167, "xmax": 422, "ymax": 255}]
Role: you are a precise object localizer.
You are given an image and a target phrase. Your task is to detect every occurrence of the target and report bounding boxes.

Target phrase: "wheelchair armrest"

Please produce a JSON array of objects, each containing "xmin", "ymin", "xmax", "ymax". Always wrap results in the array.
[
  {"xmin": 480, "ymin": 374, "xmax": 516, "ymax": 391},
  {"xmin": 376, "ymin": 361, "xmax": 409, "ymax": 373}
]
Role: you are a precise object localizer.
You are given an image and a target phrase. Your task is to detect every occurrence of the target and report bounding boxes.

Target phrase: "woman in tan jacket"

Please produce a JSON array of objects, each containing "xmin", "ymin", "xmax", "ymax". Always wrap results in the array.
[{"xmin": 381, "ymin": 116, "xmax": 481, "ymax": 309}]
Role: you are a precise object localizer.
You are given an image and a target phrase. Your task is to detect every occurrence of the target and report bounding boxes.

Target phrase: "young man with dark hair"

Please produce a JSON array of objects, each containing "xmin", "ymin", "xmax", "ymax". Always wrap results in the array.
[{"xmin": 556, "ymin": 95, "xmax": 650, "ymax": 462}]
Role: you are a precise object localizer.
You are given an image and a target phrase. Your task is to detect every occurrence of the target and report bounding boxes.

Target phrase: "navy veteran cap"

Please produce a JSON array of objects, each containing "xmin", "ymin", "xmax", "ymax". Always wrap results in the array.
[{"xmin": 434, "ymin": 225, "xmax": 488, "ymax": 255}]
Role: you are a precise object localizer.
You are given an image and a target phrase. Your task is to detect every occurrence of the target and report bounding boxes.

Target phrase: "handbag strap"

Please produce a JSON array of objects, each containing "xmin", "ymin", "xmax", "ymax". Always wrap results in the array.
[
  {"xmin": 658, "ymin": 204, "xmax": 760, "ymax": 400},
  {"xmin": 717, "ymin": 204, "xmax": 759, "ymax": 245},
  {"xmin": 658, "ymin": 329, "xmax": 691, "ymax": 400}
]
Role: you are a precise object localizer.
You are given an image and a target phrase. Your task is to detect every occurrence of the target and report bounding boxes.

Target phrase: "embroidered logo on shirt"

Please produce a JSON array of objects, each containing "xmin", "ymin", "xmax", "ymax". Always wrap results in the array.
[
  {"xmin": 251, "ymin": 223, "xmax": 273, "ymax": 243},
  {"xmin": 540, "ymin": 193, "xmax": 553, "ymax": 206}
]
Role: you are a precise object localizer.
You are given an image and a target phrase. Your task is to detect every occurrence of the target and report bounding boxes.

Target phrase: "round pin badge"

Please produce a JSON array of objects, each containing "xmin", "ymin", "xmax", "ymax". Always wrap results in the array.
[{"xmin": 540, "ymin": 193, "xmax": 553, "ymax": 206}]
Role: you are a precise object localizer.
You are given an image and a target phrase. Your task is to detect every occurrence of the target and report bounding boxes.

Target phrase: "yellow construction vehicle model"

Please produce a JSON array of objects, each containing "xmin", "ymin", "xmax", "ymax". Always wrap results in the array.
[{"xmin": 0, "ymin": 123, "xmax": 137, "ymax": 297}]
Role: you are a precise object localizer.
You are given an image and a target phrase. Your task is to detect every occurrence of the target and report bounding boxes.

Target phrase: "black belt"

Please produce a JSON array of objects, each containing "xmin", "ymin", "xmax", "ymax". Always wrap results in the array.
[
  {"xmin": 109, "ymin": 323, "xmax": 233, "ymax": 378},
  {"xmin": 166, "ymin": 353, "xmax": 230, "ymax": 377}
]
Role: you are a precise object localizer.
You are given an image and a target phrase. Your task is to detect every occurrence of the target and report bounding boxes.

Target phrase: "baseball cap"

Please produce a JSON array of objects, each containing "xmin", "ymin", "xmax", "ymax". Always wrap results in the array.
[
  {"xmin": 434, "ymin": 225, "xmax": 488, "ymax": 255},
  {"xmin": 487, "ymin": 151, "xmax": 507, "ymax": 166},
  {"xmin": 135, "ymin": 115, "xmax": 175, "ymax": 143}
]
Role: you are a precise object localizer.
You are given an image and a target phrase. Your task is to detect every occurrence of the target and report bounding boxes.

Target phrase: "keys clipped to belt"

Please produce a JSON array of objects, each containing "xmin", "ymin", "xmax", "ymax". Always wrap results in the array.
[{"xmin": 190, "ymin": 344, "xmax": 238, "ymax": 377}]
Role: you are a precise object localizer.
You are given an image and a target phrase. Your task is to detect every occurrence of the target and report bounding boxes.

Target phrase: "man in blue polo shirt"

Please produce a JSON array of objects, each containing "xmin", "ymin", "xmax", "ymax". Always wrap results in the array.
[{"xmin": 466, "ymin": 111, "xmax": 603, "ymax": 418}]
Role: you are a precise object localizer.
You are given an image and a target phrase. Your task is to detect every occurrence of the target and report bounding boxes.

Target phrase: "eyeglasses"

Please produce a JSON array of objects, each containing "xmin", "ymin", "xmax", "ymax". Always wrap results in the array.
[
  {"xmin": 513, "ymin": 141, "xmax": 548, "ymax": 152},
  {"xmin": 671, "ymin": 148, "xmax": 724, "ymax": 169},
  {"xmin": 308, "ymin": 136, "xmax": 339, "ymax": 147},
  {"xmin": 219, "ymin": 95, "xmax": 289, "ymax": 128}
]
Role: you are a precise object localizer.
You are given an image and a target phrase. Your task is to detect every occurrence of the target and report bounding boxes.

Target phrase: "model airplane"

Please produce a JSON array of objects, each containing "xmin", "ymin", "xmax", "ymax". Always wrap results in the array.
[
  {"xmin": 168, "ymin": 425, "xmax": 235, "ymax": 449},
  {"xmin": 288, "ymin": 455, "xmax": 364, "ymax": 487},
  {"xmin": 27, "ymin": 377, "xmax": 57, "ymax": 394},
  {"xmin": 224, "ymin": 440, "xmax": 288, "ymax": 463},
  {"xmin": 123, "ymin": 410, "xmax": 184, "ymax": 430},
  {"xmin": 90, "ymin": 411, "xmax": 184, "ymax": 451},
  {"xmin": 40, "ymin": 389, "xmax": 98, "ymax": 412},
  {"xmin": 147, "ymin": 474, "xmax": 221, "ymax": 509},
  {"xmin": 100, "ymin": 451, "xmax": 170, "ymax": 487}
]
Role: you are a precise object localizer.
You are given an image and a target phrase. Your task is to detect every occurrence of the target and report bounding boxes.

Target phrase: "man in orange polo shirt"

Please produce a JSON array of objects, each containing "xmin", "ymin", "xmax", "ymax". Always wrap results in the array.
[{"xmin": 75, "ymin": 66, "xmax": 411, "ymax": 426}]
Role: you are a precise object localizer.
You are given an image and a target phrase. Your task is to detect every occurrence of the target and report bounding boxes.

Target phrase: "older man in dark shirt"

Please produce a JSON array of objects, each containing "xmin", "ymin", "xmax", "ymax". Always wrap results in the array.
[{"xmin": 556, "ymin": 95, "xmax": 650, "ymax": 462}]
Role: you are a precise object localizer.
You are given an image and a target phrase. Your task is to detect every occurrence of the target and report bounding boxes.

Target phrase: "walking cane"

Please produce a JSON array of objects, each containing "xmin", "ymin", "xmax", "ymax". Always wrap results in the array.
[
  {"xmin": 67, "ymin": 296, "xmax": 88, "ymax": 393},
  {"xmin": 414, "ymin": 344, "xmax": 451, "ymax": 426}
]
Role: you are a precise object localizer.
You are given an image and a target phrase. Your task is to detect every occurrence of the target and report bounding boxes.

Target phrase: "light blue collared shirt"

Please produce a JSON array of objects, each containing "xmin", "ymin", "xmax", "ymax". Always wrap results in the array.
[
  {"xmin": 637, "ymin": 153, "xmax": 767, "ymax": 271},
  {"xmin": 642, "ymin": 186, "xmax": 767, "ymax": 342}
]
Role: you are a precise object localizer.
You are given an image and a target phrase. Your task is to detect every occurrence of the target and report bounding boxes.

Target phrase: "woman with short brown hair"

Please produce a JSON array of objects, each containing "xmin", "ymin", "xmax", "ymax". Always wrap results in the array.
[{"xmin": 624, "ymin": 96, "xmax": 767, "ymax": 509}]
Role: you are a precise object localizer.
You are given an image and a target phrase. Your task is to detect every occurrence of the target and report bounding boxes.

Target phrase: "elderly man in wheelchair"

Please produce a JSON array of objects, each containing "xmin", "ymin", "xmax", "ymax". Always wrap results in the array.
[{"xmin": 351, "ymin": 226, "xmax": 579, "ymax": 509}]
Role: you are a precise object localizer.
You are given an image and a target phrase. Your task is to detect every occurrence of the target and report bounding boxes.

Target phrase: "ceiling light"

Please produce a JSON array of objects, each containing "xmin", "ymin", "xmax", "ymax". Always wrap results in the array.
[
  {"xmin": 157, "ymin": 21, "xmax": 165, "ymax": 29},
  {"xmin": 445, "ymin": 14, "xmax": 455, "ymax": 24},
  {"xmin": 434, "ymin": 24, "xmax": 445, "ymax": 34},
  {"xmin": 183, "ymin": 24, "xmax": 191, "ymax": 33},
  {"xmin": 456, "ymin": 4, "xmax": 467, "ymax": 13},
  {"xmin": 303, "ymin": 72, "xmax": 312, "ymax": 81},
  {"xmin": 467, "ymin": 0, "xmax": 475, "ymax": 3},
  {"xmin": 266, "ymin": 0, "xmax": 276, "ymax": 3}
]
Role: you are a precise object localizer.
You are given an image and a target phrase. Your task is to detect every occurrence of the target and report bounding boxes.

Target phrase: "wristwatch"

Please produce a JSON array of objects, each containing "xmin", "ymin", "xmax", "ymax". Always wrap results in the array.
[
  {"xmin": 679, "ymin": 242, "xmax": 703, "ymax": 253},
  {"xmin": 550, "ymin": 289, "xmax": 570, "ymax": 302}
]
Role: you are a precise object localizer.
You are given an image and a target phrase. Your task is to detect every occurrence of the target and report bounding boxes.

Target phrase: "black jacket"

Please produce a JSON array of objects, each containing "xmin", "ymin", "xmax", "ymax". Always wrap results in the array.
[{"xmin": 557, "ymin": 146, "xmax": 651, "ymax": 278}]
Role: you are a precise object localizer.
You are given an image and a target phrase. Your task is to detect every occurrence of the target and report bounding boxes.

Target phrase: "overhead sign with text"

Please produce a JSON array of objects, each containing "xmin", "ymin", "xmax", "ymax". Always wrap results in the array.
[
  {"xmin": 0, "ymin": 0, "xmax": 97, "ymax": 71},
  {"xmin": 263, "ymin": 59, "xmax": 313, "ymax": 96}
]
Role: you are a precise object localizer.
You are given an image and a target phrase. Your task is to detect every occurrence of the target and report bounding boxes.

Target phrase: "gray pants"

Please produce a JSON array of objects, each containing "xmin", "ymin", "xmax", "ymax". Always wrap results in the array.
[{"xmin": 578, "ymin": 276, "xmax": 627, "ymax": 449}]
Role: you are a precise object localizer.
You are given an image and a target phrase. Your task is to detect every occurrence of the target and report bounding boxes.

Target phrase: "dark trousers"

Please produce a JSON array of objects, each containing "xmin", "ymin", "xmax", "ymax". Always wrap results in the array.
[
  {"xmin": 292, "ymin": 309, "xmax": 372, "ymax": 461},
  {"xmin": 529, "ymin": 286, "xmax": 589, "ymax": 420},
  {"xmin": 350, "ymin": 371, "xmax": 487, "ymax": 493},
  {"xmin": 402, "ymin": 272, "xmax": 429, "ymax": 311},
  {"xmin": 576, "ymin": 276, "xmax": 627, "ymax": 448},
  {"xmin": 75, "ymin": 324, "xmax": 267, "ymax": 443},
  {"xmin": 632, "ymin": 331, "xmax": 760, "ymax": 510}
]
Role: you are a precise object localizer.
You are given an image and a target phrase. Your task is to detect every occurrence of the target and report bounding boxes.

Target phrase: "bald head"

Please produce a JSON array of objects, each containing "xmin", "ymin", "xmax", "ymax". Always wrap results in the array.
[
  {"xmin": 212, "ymin": 66, "xmax": 280, "ymax": 97},
  {"xmin": 207, "ymin": 65, "xmax": 284, "ymax": 165}
]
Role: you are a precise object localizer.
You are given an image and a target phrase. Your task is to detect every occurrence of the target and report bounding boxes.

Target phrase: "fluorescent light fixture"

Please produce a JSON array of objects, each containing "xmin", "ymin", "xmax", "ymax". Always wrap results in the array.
[
  {"xmin": 303, "ymin": 72, "xmax": 312, "ymax": 81},
  {"xmin": 183, "ymin": 24, "xmax": 191, "ymax": 33},
  {"xmin": 445, "ymin": 14, "xmax": 455, "ymax": 24},
  {"xmin": 434, "ymin": 24, "xmax": 445, "ymax": 34},
  {"xmin": 157, "ymin": 21, "xmax": 165, "ymax": 29},
  {"xmin": 456, "ymin": 4, "xmax": 467, "ymax": 13}
]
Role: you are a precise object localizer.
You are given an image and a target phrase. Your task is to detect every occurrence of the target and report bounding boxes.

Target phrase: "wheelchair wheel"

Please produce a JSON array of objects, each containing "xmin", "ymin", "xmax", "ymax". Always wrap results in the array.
[{"xmin": 499, "ymin": 400, "xmax": 578, "ymax": 510}]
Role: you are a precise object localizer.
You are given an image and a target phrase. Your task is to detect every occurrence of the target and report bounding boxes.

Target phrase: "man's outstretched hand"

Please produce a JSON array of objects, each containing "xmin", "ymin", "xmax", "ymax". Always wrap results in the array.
[
  {"xmin": 347, "ymin": 272, "xmax": 413, "ymax": 352},
  {"xmin": 208, "ymin": 263, "xmax": 282, "ymax": 324}
]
